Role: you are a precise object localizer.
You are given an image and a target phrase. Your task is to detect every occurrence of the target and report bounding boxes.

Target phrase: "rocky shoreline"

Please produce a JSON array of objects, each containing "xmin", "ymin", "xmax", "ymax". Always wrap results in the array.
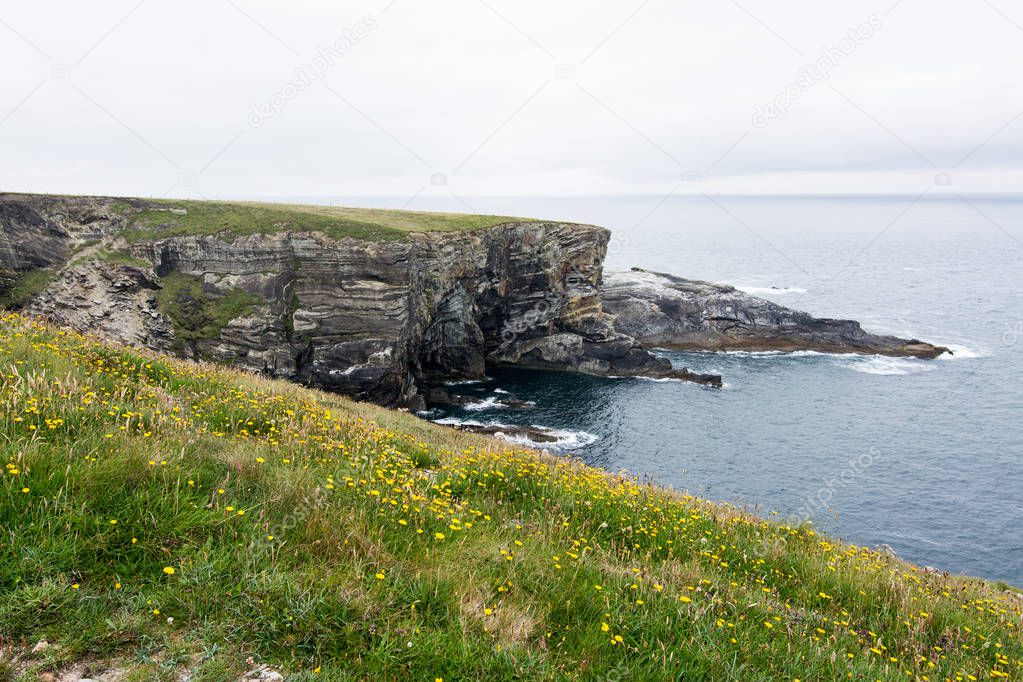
[
  {"xmin": 1, "ymin": 193, "xmax": 948, "ymax": 409},
  {"xmin": 603, "ymin": 268, "xmax": 950, "ymax": 359}
]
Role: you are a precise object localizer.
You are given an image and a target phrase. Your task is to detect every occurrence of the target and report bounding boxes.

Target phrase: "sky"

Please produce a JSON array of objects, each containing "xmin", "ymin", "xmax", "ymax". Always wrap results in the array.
[{"xmin": 1, "ymin": 0, "xmax": 1022, "ymax": 201}]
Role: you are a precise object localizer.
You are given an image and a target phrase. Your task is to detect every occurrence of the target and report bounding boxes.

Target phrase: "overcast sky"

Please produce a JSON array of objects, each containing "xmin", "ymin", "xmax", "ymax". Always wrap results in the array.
[{"xmin": 2, "ymin": 0, "xmax": 1022, "ymax": 200}]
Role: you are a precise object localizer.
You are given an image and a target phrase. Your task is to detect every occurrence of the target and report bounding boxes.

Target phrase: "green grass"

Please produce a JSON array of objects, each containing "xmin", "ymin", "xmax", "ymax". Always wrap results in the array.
[
  {"xmin": 0, "ymin": 268, "xmax": 57, "ymax": 309},
  {"xmin": 155, "ymin": 272, "xmax": 260, "ymax": 355},
  {"xmin": 120, "ymin": 199, "xmax": 526, "ymax": 243},
  {"xmin": 1, "ymin": 312, "xmax": 1021, "ymax": 681},
  {"xmin": 71, "ymin": 248, "xmax": 150, "ymax": 269}
]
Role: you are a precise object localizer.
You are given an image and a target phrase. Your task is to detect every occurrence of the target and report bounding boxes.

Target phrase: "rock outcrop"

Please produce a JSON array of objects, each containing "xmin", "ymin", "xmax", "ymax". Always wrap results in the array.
[
  {"xmin": 0, "ymin": 194, "xmax": 949, "ymax": 410},
  {"xmin": 602, "ymin": 268, "xmax": 950, "ymax": 358},
  {"xmin": 0, "ymin": 194, "xmax": 719, "ymax": 409}
]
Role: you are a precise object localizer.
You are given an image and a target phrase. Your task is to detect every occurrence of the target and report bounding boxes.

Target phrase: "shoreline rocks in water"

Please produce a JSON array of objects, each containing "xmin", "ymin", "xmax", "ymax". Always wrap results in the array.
[{"xmin": 602, "ymin": 268, "xmax": 951, "ymax": 359}]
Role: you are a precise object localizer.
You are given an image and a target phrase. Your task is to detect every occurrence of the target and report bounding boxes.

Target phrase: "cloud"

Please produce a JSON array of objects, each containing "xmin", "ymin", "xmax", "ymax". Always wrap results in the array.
[{"xmin": 0, "ymin": 0, "xmax": 1021, "ymax": 198}]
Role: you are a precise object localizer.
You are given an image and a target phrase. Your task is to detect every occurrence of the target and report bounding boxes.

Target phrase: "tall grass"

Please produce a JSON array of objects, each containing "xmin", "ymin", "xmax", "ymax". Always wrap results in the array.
[{"xmin": 0, "ymin": 313, "xmax": 1020, "ymax": 680}]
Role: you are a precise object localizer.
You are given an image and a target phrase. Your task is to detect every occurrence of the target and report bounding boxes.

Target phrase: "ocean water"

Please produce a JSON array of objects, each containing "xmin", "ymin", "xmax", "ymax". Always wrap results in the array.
[{"xmin": 317, "ymin": 194, "xmax": 1023, "ymax": 586}]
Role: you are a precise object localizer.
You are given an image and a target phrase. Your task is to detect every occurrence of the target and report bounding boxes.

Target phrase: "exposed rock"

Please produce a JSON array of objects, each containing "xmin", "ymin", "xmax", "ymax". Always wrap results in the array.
[
  {"xmin": 31, "ymin": 639, "xmax": 50, "ymax": 655},
  {"xmin": 25, "ymin": 262, "xmax": 175, "ymax": 352},
  {"xmin": 602, "ymin": 268, "xmax": 950, "ymax": 358},
  {"xmin": 241, "ymin": 665, "xmax": 284, "ymax": 682},
  {"xmin": 2, "ymin": 194, "xmax": 719, "ymax": 409},
  {"xmin": 3, "ymin": 194, "xmax": 949, "ymax": 410}
]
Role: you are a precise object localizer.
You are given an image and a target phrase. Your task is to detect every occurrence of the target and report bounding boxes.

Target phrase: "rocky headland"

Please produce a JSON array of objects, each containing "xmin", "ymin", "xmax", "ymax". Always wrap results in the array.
[
  {"xmin": 602, "ymin": 268, "xmax": 950, "ymax": 358},
  {"xmin": 0, "ymin": 193, "xmax": 948, "ymax": 409}
]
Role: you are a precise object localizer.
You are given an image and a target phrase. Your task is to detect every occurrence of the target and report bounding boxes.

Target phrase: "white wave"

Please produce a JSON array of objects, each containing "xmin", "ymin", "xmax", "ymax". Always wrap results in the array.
[
  {"xmin": 463, "ymin": 396, "xmax": 508, "ymax": 411},
  {"xmin": 442, "ymin": 376, "xmax": 492, "ymax": 386},
  {"xmin": 848, "ymin": 356, "xmax": 938, "ymax": 376},
  {"xmin": 631, "ymin": 375, "xmax": 685, "ymax": 382},
  {"xmin": 431, "ymin": 417, "xmax": 597, "ymax": 450},
  {"xmin": 433, "ymin": 417, "xmax": 486, "ymax": 427},
  {"xmin": 672, "ymin": 349, "xmax": 831, "ymax": 359},
  {"xmin": 937, "ymin": 343, "xmax": 989, "ymax": 360},
  {"xmin": 502, "ymin": 426, "xmax": 599, "ymax": 450},
  {"xmin": 493, "ymin": 388, "xmax": 510, "ymax": 394},
  {"xmin": 736, "ymin": 285, "xmax": 808, "ymax": 296}
]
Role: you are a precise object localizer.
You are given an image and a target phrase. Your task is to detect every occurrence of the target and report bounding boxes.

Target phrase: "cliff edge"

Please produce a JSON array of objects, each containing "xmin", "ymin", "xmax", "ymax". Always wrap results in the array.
[{"xmin": 0, "ymin": 193, "xmax": 718, "ymax": 409}]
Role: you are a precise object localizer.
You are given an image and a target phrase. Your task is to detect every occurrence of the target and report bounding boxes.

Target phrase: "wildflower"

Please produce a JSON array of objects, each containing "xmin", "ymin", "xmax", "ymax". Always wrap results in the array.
[
  {"xmin": 163, "ymin": 566, "xmax": 175, "ymax": 575},
  {"xmin": 434, "ymin": 532, "xmax": 445, "ymax": 540},
  {"xmin": 375, "ymin": 572, "xmax": 385, "ymax": 580}
]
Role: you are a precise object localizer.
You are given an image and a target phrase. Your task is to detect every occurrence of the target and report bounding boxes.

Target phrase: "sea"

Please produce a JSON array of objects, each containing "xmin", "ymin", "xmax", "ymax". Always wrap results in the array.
[{"xmin": 308, "ymin": 194, "xmax": 1023, "ymax": 586}]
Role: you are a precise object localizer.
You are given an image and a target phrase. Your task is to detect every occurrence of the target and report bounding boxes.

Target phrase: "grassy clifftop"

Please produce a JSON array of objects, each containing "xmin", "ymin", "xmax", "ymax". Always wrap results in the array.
[
  {"xmin": 1, "ymin": 192, "xmax": 530, "ymax": 244},
  {"xmin": 117, "ymin": 198, "xmax": 528, "ymax": 243},
  {"xmin": 0, "ymin": 313, "xmax": 1020, "ymax": 681}
]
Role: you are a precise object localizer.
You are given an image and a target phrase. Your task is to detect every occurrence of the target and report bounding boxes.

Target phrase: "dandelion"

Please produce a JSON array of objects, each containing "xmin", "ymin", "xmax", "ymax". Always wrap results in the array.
[{"xmin": 163, "ymin": 566, "xmax": 175, "ymax": 575}]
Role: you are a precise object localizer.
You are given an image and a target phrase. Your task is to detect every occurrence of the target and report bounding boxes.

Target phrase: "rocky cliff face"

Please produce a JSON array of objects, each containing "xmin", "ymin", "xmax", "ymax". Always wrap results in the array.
[
  {"xmin": 602, "ymin": 268, "xmax": 950, "ymax": 358},
  {"xmin": 0, "ymin": 194, "xmax": 717, "ymax": 410},
  {"xmin": 1, "ymin": 194, "xmax": 948, "ymax": 409}
]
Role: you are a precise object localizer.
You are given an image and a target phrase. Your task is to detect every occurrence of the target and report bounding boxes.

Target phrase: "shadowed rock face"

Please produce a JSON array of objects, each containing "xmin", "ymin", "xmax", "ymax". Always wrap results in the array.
[
  {"xmin": 602, "ymin": 268, "xmax": 950, "ymax": 358},
  {"xmin": 0, "ymin": 194, "xmax": 719, "ymax": 409}
]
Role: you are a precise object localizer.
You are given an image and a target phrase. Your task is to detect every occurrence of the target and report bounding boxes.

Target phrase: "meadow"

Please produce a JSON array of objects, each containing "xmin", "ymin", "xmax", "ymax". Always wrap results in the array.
[{"xmin": 0, "ymin": 312, "xmax": 1019, "ymax": 680}]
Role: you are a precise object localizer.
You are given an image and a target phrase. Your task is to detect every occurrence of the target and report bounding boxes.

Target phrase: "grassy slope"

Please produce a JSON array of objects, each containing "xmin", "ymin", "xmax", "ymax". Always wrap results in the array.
[
  {"xmin": 0, "ymin": 314, "xmax": 1020, "ymax": 681},
  {"xmin": 119, "ymin": 199, "xmax": 528, "ymax": 243}
]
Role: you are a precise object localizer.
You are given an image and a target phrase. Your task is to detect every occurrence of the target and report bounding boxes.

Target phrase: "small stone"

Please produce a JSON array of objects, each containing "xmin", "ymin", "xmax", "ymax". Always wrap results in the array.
[
  {"xmin": 38, "ymin": 674, "xmax": 57, "ymax": 682},
  {"xmin": 31, "ymin": 639, "xmax": 50, "ymax": 654}
]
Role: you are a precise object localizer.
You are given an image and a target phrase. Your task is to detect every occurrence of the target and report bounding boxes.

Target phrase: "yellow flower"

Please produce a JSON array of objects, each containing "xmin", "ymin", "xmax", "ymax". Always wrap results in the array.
[
  {"xmin": 601, "ymin": 622, "xmax": 610, "ymax": 632},
  {"xmin": 375, "ymin": 572, "xmax": 385, "ymax": 580},
  {"xmin": 434, "ymin": 532, "xmax": 445, "ymax": 540},
  {"xmin": 163, "ymin": 566, "xmax": 175, "ymax": 575},
  {"xmin": 679, "ymin": 595, "xmax": 692, "ymax": 603}
]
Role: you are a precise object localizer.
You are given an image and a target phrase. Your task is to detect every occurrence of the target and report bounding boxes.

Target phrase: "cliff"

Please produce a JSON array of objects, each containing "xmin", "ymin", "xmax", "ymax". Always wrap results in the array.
[
  {"xmin": 0, "ymin": 194, "xmax": 717, "ymax": 410},
  {"xmin": 0, "ymin": 194, "xmax": 947, "ymax": 409}
]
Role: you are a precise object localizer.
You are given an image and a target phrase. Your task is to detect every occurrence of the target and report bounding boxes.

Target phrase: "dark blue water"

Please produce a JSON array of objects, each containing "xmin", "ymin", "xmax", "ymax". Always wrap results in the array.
[{"xmin": 323, "ymin": 194, "xmax": 1023, "ymax": 585}]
